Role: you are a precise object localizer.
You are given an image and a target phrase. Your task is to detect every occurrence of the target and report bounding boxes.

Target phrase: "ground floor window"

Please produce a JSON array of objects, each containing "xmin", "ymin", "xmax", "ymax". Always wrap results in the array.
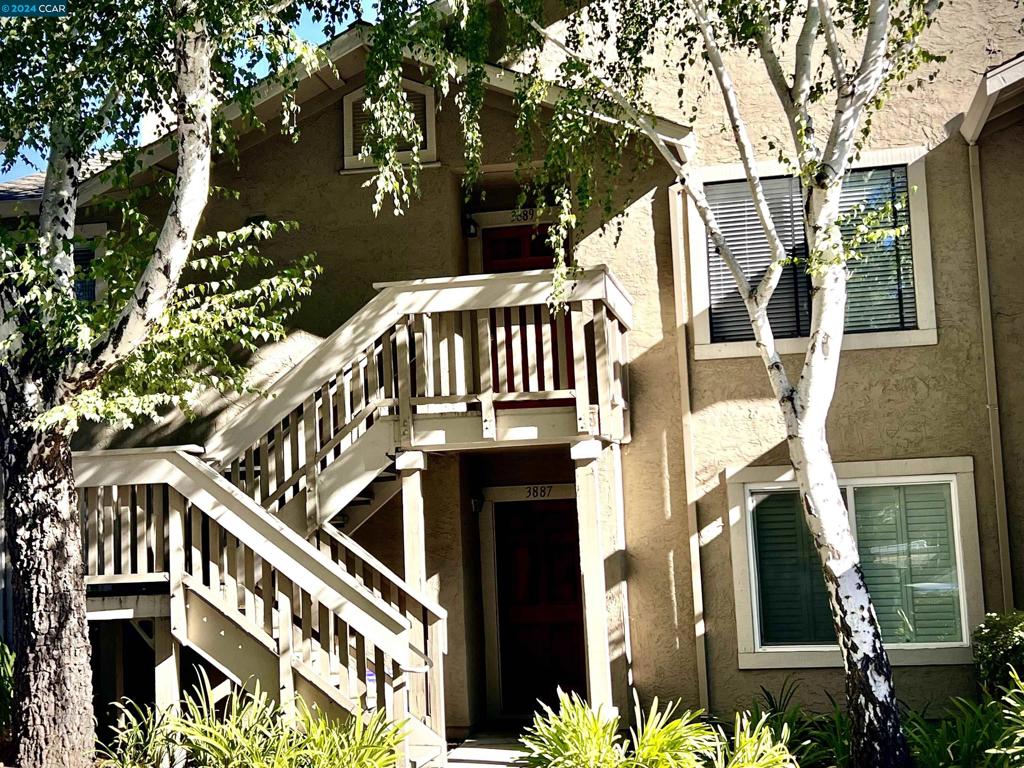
[
  {"xmin": 752, "ymin": 480, "xmax": 962, "ymax": 647},
  {"xmin": 727, "ymin": 457, "xmax": 984, "ymax": 668}
]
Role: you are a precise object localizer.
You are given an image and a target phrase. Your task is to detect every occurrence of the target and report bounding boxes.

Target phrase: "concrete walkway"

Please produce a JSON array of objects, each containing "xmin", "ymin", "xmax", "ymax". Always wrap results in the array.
[{"xmin": 446, "ymin": 737, "xmax": 525, "ymax": 768}]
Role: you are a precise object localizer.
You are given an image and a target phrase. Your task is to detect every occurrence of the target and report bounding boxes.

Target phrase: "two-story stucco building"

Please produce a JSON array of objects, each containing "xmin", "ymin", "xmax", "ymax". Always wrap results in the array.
[{"xmin": 0, "ymin": 2, "xmax": 1022, "ymax": 762}]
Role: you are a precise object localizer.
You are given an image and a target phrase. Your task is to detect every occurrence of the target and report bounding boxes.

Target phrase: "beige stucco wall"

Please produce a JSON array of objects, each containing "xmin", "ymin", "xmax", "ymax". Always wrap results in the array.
[{"xmin": 669, "ymin": 3, "xmax": 1024, "ymax": 714}]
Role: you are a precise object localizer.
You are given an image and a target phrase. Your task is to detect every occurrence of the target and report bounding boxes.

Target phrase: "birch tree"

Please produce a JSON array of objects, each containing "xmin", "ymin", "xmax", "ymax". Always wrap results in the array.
[
  {"xmin": 0, "ymin": 2, "xmax": 345, "ymax": 763},
  {"xmin": 350, "ymin": 0, "xmax": 941, "ymax": 765},
  {"xmin": 510, "ymin": 1, "xmax": 938, "ymax": 764}
]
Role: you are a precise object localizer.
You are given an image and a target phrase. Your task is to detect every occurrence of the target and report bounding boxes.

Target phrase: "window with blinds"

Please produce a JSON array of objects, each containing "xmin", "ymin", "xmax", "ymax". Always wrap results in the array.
[
  {"xmin": 73, "ymin": 245, "xmax": 96, "ymax": 302},
  {"xmin": 706, "ymin": 166, "xmax": 916, "ymax": 343},
  {"xmin": 350, "ymin": 88, "xmax": 429, "ymax": 157},
  {"xmin": 750, "ymin": 480, "xmax": 963, "ymax": 647}
]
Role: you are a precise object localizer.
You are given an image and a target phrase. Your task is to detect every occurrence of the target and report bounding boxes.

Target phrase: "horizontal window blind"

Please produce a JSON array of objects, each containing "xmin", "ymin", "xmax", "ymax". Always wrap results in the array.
[
  {"xmin": 752, "ymin": 491, "xmax": 835, "ymax": 646},
  {"xmin": 705, "ymin": 166, "xmax": 916, "ymax": 342},
  {"xmin": 73, "ymin": 246, "xmax": 95, "ymax": 302},
  {"xmin": 351, "ymin": 88, "xmax": 429, "ymax": 156}
]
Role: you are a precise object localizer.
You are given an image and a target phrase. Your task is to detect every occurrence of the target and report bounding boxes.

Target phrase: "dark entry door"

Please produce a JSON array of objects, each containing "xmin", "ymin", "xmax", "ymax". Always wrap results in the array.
[
  {"xmin": 494, "ymin": 499, "xmax": 587, "ymax": 717},
  {"xmin": 482, "ymin": 224, "xmax": 555, "ymax": 273}
]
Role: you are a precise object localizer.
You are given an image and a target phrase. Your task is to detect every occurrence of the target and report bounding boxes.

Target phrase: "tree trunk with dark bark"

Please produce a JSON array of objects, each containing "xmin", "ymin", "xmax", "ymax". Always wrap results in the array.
[{"xmin": 0, "ymin": 377, "xmax": 92, "ymax": 768}]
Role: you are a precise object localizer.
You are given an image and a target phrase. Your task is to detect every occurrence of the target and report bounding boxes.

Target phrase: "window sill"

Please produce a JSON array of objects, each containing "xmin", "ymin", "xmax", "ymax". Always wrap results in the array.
[
  {"xmin": 694, "ymin": 327, "xmax": 937, "ymax": 360},
  {"xmin": 738, "ymin": 643, "xmax": 973, "ymax": 669}
]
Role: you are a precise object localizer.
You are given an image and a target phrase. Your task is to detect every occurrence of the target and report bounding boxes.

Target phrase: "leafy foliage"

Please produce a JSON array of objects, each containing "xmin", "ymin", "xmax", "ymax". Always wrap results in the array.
[
  {"xmin": 903, "ymin": 696, "xmax": 1007, "ymax": 768},
  {"xmin": 520, "ymin": 689, "xmax": 794, "ymax": 768},
  {"xmin": 96, "ymin": 672, "xmax": 403, "ymax": 768},
  {"xmin": 975, "ymin": 612, "xmax": 1024, "ymax": 695}
]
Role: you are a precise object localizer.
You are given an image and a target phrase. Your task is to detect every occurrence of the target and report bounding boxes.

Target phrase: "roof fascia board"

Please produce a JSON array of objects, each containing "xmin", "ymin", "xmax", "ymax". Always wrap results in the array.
[{"xmin": 961, "ymin": 54, "xmax": 1024, "ymax": 144}]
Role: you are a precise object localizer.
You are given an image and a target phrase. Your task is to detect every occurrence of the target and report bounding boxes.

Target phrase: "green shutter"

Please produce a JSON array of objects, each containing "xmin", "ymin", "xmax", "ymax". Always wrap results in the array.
[
  {"xmin": 752, "ymin": 491, "xmax": 835, "ymax": 645},
  {"xmin": 853, "ymin": 483, "xmax": 961, "ymax": 644}
]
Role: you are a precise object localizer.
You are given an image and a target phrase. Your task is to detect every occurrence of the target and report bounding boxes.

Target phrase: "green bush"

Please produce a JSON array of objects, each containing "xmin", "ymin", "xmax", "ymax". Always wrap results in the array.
[
  {"xmin": 974, "ymin": 612, "xmax": 1024, "ymax": 693},
  {"xmin": 903, "ymin": 696, "xmax": 1007, "ymax": 768},
  {"xmin": 519, "ymin": 690, "xmax": 794, "ymax": 768},
  {"xmin": 96, "ymin": 672, "xmax": 402, "ymax": 768}
]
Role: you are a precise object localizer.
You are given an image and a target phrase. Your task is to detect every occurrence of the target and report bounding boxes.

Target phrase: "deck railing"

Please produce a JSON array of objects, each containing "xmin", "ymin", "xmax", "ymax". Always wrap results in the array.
[
  {"xmin": 70, "ymin": 449, "xmax": 446, "ymax": 742},
  {"xmin": 205, "ymin": 268, "xmax": 633, "ymax": 528}
]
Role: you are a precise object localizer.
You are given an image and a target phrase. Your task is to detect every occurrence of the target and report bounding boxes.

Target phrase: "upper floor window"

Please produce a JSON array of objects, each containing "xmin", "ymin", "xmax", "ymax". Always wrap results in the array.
[
  {"xmin": 73, "ymin": 244, "xmax": 96, "ymax": 302},
  {"xmin": 682, "ymin": 147, "xmax": 936, "ymax": 359},
  {"xmin": 342, "ymin": 78, "xmax": 436, "ymax": 170}
]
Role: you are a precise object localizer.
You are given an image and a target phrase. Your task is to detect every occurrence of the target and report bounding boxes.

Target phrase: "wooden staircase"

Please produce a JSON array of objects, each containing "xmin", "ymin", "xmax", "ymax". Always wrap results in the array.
[{"xmin": 0, "ymin": 268, "xmax": 633, "ymax": 766}]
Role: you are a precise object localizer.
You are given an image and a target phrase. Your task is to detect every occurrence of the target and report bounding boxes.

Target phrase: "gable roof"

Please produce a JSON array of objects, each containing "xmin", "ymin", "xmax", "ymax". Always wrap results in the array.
[
  {"xmin": 961, "ymin": 50, "xmax": 1024, "ymax": 143},
  {"xmin": 0, "ymin": 171, "xmax": 45, "ymax": 202},
  {"xmin": 0, "ymin": 22, "xmax": 691, "ymax": 217}
]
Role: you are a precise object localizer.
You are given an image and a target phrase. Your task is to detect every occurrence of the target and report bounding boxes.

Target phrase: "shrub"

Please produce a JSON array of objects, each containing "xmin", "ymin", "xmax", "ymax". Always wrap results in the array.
[
  {"xmin": 974, "ymin": 612, "xmax": 1024, "ymax": 693},
  {"xmin": 993, "ymin": 667, "xmax": 1024, "ymax": 762},
  {"xmin": 520, "ymin": 690, "xmax": 624, "ymax": 768},
  {"xmin": 520, "ymin": 690, "xmax": 795, "ymax": 768},
  {"xmin": 903, "ymin": 696, "xmax": 1007, "ymax": 768},
  {"xmin": 96, "ymin": 672, "xmax": 403, "ymax": 768}
]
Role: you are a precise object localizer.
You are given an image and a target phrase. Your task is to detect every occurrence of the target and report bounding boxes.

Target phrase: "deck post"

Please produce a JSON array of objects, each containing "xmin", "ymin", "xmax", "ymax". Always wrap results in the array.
[
  {"xmin": 398, "ymin": 451, "xmax": 428, "ymax": 591},
  {"xmin": 571, "ymin": 439, "xmax": 625, "ymax": 716},
  {"xmin": 153, "ymin": 617, "xmax": 180, "ymax": 710}
]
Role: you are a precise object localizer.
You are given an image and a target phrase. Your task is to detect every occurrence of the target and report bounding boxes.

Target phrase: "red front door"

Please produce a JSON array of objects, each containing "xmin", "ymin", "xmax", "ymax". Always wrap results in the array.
[
  {"xmin": 494, "ymin": 499, "xmax": 587, "ymax": 718},
  {"xmin": 482, "ymin": 224, "xmax": 555, "ymax": 273}
]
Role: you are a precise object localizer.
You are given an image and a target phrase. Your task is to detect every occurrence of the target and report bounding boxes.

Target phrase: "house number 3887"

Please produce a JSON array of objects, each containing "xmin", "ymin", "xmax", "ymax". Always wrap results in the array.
[{"xmin": 525, "ymin": 485, "xmax": 554, "ymax": 498}]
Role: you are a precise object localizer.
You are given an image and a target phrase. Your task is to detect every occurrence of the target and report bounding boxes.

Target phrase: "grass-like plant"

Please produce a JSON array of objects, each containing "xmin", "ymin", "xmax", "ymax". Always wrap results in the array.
[
  {"xmin": 627, "ymin": 693, "xmax": 718, "ymax": 768},
  {"xmin": 95, "ymin": 669, "xmax": 403, "ymax": 768},
  {"xmin": 713, "ymin": 714, "xmax": 797, "ymax": 768},
  {"xmin": 520, "ymin": 690, "xmax": 624, "ymax": 768},
  {"xmin": 520, "ymin": 690, "xmax": 796, "ymax": 768}
]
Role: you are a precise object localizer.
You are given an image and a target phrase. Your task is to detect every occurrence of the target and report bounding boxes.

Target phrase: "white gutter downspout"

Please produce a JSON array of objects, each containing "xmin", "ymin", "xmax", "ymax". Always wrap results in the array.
[
  {"xmin": 669, "ymin": 177, "xmax": 710, "ymax": 710},
  {"xmin": 967, "ymin": 140, "xmax": 1015, "ymax": 612}
]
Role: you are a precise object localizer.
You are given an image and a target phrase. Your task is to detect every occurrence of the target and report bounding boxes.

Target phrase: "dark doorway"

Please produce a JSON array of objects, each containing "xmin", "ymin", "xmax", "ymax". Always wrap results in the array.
[{"xmin": 494, "ymin": 499, "xmax": 587, "ymax": 718}]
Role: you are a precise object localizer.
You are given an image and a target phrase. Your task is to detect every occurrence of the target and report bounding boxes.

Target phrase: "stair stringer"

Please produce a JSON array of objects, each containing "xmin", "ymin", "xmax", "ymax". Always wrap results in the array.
[{"xmin": 315, "ymin": 418, "xmax": 397, "ymax": 529}]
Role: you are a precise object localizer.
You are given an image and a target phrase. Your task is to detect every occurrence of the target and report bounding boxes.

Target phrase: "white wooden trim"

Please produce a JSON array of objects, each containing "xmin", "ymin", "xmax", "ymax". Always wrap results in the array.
[
  {"xmin": 727, "ymin": 456, "xmax": 984, "ymax": 668},
  {"xmin": 478, "ymin": 500, "xmax": 502, "ymax": 719},
  {"xmin": 681, "ymin": 146, "xmax": 938, "ymax": 359},
  {"xmin": 73, "ymin": 450, "xmax": 414, "ymax": 663},
  {"xmin": 205, "ymin": 267, "xmax": 630, "ymax": 464},
  {"xmin": 961, "ymin": 54, "xmax": 1024, "ymax": 144},
  {"xmin": 342, "ymin": 78, "xmax": 437, "ymax": 169}
]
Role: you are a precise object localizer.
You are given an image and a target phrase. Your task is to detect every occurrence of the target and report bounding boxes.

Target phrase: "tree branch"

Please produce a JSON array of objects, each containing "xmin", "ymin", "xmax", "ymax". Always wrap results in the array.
[
  {"xmin": 689, "ymin": 0, "xmax": 789, "ymax": 310},
  {"xmin": 524, "ymin": 3, "xmax": 796, "ymax": 399},
  {"xmin": 817, "ymin": 0, "xmax": 847, "ymax": 87},
  {"xmin": 37, "ymin": 124, "xmax": 80, "ymax": 299},
  {"xmin": 793, "ymin": 0, "xmax": 822, "ymax": 105},
  {"xmin": 56, "ymin": 18, "xmax": 215, "ymax": 400}
]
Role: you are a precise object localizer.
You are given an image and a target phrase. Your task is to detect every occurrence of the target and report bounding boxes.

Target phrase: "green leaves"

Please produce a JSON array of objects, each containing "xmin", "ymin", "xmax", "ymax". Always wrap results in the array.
[
  {"xmin": 96, "ymin": 671, "xmax": 403, "ymax": 768},
  {"xmin": 519, "ymin": 690, "xmax": 796, "ymax": 768},
  {"xmin": 4, "ymin": 184, "xmax": 319, "ymax": 433}
]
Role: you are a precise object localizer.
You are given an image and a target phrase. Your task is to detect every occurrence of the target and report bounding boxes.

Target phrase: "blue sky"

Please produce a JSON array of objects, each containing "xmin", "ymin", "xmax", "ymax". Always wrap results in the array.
[{"xmin": 0, "ymin": 11, "xmax": 345, "ymax": 183}]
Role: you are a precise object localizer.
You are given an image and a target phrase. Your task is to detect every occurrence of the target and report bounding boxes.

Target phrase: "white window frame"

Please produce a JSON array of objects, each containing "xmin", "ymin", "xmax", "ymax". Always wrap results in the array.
[
  {"xmin": 342, "ymin": 78, "xmax": 437, "ymax": 170},
  {"xmin": 727, "ymin": 456, "xmax": 984, "ymax": 669},
  {"xmin": 683, "ymin": 146, "xmax": 937, "ymax": 360}
]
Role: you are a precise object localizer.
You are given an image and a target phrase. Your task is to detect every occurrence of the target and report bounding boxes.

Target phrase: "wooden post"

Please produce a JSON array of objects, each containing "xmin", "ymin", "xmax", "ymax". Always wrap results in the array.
[
  {"xmin": 153, "ymin": 617, "xmax": 180, "ymax": 712},
  {"xmin": 571, "ymin": 440, "xmax": 614, "ymax": 714},
  {"xmin": 276, "ymin": 574, "xmax": 296, "ymax": 718},
  {"xmin": 397, "ymin": 451, "xmax": 427, "ymax": 591},
  {"xmin": 475, "ymin": 310, "xmax": 496, "ymax": 439},
  {"xmin": 396, "ymin": 320, "xmax": 415, "ymax": 449}
]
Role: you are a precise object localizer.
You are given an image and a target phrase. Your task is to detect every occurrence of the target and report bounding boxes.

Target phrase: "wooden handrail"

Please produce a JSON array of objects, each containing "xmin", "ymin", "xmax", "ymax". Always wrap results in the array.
[
  {"xmin": 205, "ymin": 267, "xmax": 632, "ymax": 465},
  {"xmin": 73, "ymin": 449, "xmax": 413, "ymax": 664}
]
